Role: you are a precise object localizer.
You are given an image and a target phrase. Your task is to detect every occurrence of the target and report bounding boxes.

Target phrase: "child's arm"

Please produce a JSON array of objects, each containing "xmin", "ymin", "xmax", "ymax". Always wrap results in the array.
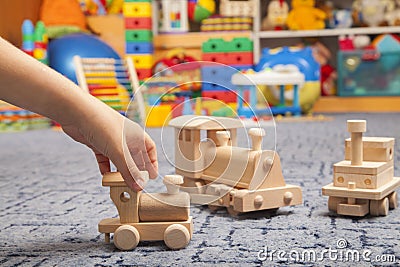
[{"xmin": 0, "ymin": 37, "xmax": 158, "ymax": 191}]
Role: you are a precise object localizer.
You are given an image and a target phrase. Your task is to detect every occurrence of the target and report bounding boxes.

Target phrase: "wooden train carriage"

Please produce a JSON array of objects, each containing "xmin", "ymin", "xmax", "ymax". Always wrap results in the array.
[
  {"xmin": 322, "ymin": 120, "xmax": 400, "ymax": 216},
  {"xmin": 99, "ymin": 172, "xmax": 193, "ymax": 250},
  {"xmin": 169, "ymin": 115, "xmax": 302, "ymax": 214}
]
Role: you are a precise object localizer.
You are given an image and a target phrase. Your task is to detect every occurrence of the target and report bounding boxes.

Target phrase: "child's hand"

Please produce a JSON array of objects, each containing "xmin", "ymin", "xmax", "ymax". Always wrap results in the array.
[
  {"xmin": 62, "ymin": 112, "xmax": 158, "ymax": 191},
  {"xmin": 0, "ymin": 36, "xmax": 157, "ymax": 190}
]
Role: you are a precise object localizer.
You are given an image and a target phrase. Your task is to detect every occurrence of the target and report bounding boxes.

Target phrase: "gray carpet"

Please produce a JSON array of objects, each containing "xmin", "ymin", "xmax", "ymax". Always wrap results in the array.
[{"xmin": 0, "ymin": 113, "xmax": 399, "ymax": 266}]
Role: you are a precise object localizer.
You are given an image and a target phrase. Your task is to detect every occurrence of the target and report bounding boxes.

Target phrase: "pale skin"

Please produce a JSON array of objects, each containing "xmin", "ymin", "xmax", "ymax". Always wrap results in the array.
[{"xmin": 0, "ymin": 37, "xmax": 158, "ymax": 191}]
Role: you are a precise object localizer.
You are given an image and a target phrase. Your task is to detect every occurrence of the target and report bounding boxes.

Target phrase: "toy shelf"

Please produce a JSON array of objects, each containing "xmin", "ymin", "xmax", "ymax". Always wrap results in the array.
[
  {"xmin": 253, "ymin": 0, "xmax": 400, "ymax": 62},
  {"xmin": 256, "ymin": 26, "xmax": 400, "ymax": 39},
  {"xmin": 153, "ymin": 31, "xmax": 252, "ymax": 61},
  {"xmin": 313, "ymin": 96, "xmax": 400, "ymax": 113},
  {"xmin": 153, "ymin": 31, "xmax": 252, "ymax": 49}
]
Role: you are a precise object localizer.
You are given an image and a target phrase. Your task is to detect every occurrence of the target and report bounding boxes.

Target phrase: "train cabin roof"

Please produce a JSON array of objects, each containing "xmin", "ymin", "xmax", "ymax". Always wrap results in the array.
[{"xmin": 169, "ymin": 115, "xmax": 243, "ymax": 130}]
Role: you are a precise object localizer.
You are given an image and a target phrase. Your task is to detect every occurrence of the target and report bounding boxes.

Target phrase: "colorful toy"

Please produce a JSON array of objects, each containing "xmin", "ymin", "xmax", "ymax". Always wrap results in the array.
[
  {"xmin": 320, "ymin": 64, "xmax": 337, "ymax": 96},
  {"xmin": 219, "ymin": 0, "xmax": 255, "ymax": 17},
  {"xmin": 78, "ymin": 0, "xmax": 106, "ymax": 15},
  {"xmin": 33, "ymin": 21, "xmax": 49, "ymax": 65},
  {"xmin": 159, "ymin": 0, "xmax": 188, "ymax": 33},
  {"xmin": 123, "ymin": 0, "xmax": 153, "ymax": 81},
  {"xmin": 48, "ymin": 34, "xmax": 120, "ymax": 83},
  {"xmin": 384, "ymin": 0, "xmax": 400, "ymax": 26},
  {"xmin": 371, "ymin": 34, "xmax": 400, "ymax": 70},
  {"xmin": 254, "ymin": 46, "xmax": 321, "ymax": 113},
  {"xmin": 22, "ymin": 20, "xmax": 49, "ymax": 65},
  {"xmin": 99, "ymin": 171, "xmax": 193, "ymax": 250},
  {"xmin": 352, "ymin": 0, "xmax": 396, "ymax": 27},
  {"xmin": 168, "ymin": 115, "xmax": 302, "ymax": 215},
  {"xmin": 330, "ymin": 9, "xmax": 353, "ymax": 29},
  {"xmin": 353, "ymin": 35, "xmax": 371, "ymax": 50},
  {"xmin": 286, "ymin": 0, "xmax": 326, "ymax": 30},
  {"xmin": 201, "ymin": 38, "xmax": 253, "ymax": 105},
  {"xmin": 74, "ymin": 56, "xmax": 146, "ymax": 123},
  {"xmin": 338, "ymin": 35, "xmax": 356, "ymax": 51},
  {"xmin": 232, "ymin": 65, "xmax": 305, "ymax": 117},
  {"xmin": 315, "ymin": 0, "xmax": 334, "ymax": 28},
  {"xmin": 308, "ymin": 42, "xmax": 337, "ymax": 96},
  {"xmin": 21, "ymin": 20, "xmax": 35, "ymax": 56},
  {"xmin": 261, "ymin": 0, "xmax": 289, "ymax": 30},
  {"xmin": 142, "ymin": 51, "xmax": 202, "ymax": 126},
  {"xmin": 188, "ymin": 0, "xmax": 216, "ymax": 22},
  {"xmin": 372, "ymin": 34, "xmax": 400, "ymax": 52},
  {"xmin": 40, "ymin": 0, "xmax": 87, "ymax": 38},
  {"xmin": 201, "ymin": 16, "xmax": 253, "ymax": 32},
  {"xmin": 107, "ymin": 0, "xmax": 124, "ymax": 14},
  {"xmin": 151, "ymin": 49, "xmax": 201, "ymax": 91},
  {"xmin": 322, "ymin": 120, "xmax": 399, "ymax": 217},
  {"xmin": 0, "ymin": 102, "xmax": 50, "ymax": 132},
  {"xmin": 337, "ymin": 47, "xmax": 400, "ymax": 96}
]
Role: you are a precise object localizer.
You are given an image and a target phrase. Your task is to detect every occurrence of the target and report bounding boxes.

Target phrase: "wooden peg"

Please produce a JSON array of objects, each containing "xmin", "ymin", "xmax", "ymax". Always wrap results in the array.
[
  {"xmin": 216, "ymin": 131, "xmax": 230, "ymax": 147},
  {"xmin": 163, "ymin": 175, "xmax": 184, "ymax": 194},
  {"xmin": 347, "ymin": 120, "xmax": 366, "ymax": 166},
  {"xmin": 248, "ymin": 128, "xmax": 265, "ymax": 151}
]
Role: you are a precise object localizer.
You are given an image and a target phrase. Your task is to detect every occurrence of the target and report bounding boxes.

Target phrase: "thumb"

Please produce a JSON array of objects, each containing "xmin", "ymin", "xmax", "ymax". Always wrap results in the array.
[{"xmin": 117, "ymin": 142, "xmax": 149, "ymax": 191}]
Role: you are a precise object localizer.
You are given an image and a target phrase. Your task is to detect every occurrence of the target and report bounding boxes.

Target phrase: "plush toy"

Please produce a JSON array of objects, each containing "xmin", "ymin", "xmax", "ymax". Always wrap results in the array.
[
  {"xmin": 330, "ymin": 10, "xmax": 353, "ymax": 28},
  {"xmin": 310, "ymin": 42, "xmax": 337, "ymax": 96},
  {"xmin": 353, "ymin": 35, "xmax": 371, "ymax": 49},
  {"xmin": 287, "ymin": 0, "xmax": 327, "ymax": 30},
  {"xmin": 261, "ymin": 0, "xmax": 289, "ymax": 30},
  {"xmin": 40, "ymin": 0, "xmax": 88, "ymax": 38},
  {"xmin": 385, "ymin": 0, "xmax": 400, "ymax": 25},
  {"xmin": 352, "ymin": 0, "xmax": 395, "ymax": 26},
  {"xmin": 316, "ymin": 0, "xmax": 334, "ymax": 28}
]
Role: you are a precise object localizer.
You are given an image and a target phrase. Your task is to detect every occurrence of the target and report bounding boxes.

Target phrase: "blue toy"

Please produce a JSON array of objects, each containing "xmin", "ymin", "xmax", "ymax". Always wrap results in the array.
[
  {"xmin": 254, "ymin": 46, "xmax": 321, "ymax": 113},
  {"xmin": 255, "ymin": 46, "xmax": 320, "ymax": 81},
  {"xmin": 21, "ymin": 20, "xmax": 34, "ymax": 53},
  {"xmin": 48, "ymin": 34, "xmax": 120, "ymax": 83}
]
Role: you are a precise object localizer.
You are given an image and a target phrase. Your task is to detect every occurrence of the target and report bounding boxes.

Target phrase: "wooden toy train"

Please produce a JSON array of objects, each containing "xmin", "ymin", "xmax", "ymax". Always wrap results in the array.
[
  {"xmin": 169, "ymin": 115, "xmax": 302, "ymax": 215},
  {"xmin": 98, "ymin": 172, "xmax": 193, "ymax": 250},
  {"xmin": 322, "ymin": 120, "xmax": 400, "ymax": 216}
]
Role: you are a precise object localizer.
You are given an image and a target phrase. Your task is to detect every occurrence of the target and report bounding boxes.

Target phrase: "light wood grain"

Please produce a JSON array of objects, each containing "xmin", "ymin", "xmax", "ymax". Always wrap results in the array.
[
  {"xmin": 322, "ymin": 177, "xmax": 400, "ymax": 200},
  {"xmin": 98, "ymin": 217, "xmax": 193, "ymax": 241}
]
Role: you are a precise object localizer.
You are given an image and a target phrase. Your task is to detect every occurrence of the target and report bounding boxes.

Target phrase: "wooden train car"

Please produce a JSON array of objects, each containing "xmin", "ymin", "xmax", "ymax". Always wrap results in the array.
[
  {"xmin": 168, "ymin": 115, "xmax": 302, "ymax": 215},
  {"xmin": 98, "ymin": 172, "xmax": 193, "ymax": 250},
  {"xmin": 322, "ymin": 120, "xmax": 400, "ymax": 216}
]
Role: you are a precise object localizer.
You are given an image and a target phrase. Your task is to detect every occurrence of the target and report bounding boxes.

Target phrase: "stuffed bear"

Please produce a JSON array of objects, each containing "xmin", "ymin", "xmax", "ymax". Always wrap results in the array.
[{"xmin": 287, "ymin": 0, "xmax": 326, "ymax": 30}]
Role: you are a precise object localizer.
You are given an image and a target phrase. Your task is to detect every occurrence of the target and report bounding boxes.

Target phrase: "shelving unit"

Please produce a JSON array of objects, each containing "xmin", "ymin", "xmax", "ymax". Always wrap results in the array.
[
  {"xmin": 313, "ymin": 96, "xmax": 400, "ymax": 113},
  {"xmin": 254, "ymin": 26, "xmax": 400, "ymax": 62},
  {"xmin": 252, "ymin": 0, "xmax": 400, "ymax": 62},
  {"xmin": 153, "ymin": 31, "xmax": 252, "ymax": 61},
  {"xmin": 151, "ymin": 0, "xmax": 400, "ymax": 113},
  {"xmin": 257, "ymin": 26, "xmax": 400, "ymax": 38}
]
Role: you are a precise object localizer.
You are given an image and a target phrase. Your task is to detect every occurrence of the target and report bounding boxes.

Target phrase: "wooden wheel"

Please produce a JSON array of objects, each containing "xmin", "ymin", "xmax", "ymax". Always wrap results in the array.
[
  {"xmin": 164, "ymin": 224, "xmax": 190, "ymax": 250},
  {"xmin": 388, "ymin": 192, "xmax": 398, "ymax": 209},
  {"xmin": 114, "ymin": 225, "xmax": 140, "ymax": 250},
  {"xmin": 370, "ymin": 198, "xmax": 389, "ymax": 216},
  {"xmin": 327, "ymin": 196, "xmax": 346, "ymax": 212}
]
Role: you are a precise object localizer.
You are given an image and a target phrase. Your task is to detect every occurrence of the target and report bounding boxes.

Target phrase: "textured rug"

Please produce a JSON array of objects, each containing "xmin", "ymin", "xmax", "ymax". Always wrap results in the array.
[{"xmin": 0, "ymin": 113, "xmax": 399, "ymax": 266}]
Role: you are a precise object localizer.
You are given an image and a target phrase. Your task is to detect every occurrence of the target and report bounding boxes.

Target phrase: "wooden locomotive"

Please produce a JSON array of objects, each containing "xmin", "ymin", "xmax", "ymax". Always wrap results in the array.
[
  {"xmin": 322, "ymin": 120, "xmax": 400, "ymax": 216},
  {"xmin": 98, "ymin": 172, "xmax": 193, "ymax": 250},
  {"xmin": 168, "ymin": 115, "xmax": 302, "ymax": 215}
]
